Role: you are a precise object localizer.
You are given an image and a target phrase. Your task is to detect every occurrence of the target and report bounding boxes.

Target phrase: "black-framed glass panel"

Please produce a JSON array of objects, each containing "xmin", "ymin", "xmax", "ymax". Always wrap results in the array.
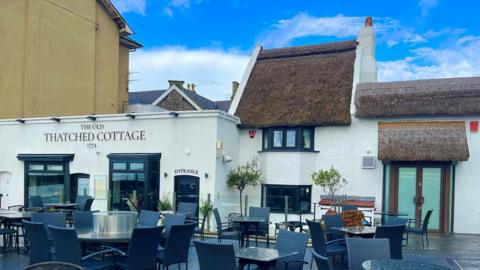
[
  {"xmin": 26, "ymin": 162, "xmax": 68, "ymax": 206},
  {"xmin": 262, "ymin": 127, "xmax": 314, "ymax": 151},
  {"xmin": 70, "ymin": 173, "xmax": 90, "ymax": 203},
  {"xmin": 108, "ymin": 154, "xmax": 161, "ymax": 212},
  {"xmin": 174, "ymin": 175, "xmax": 200, "ymax": 217},
  {"xmin": 261, "ymin": 184, "xmax": 312, "ymax": 213}
]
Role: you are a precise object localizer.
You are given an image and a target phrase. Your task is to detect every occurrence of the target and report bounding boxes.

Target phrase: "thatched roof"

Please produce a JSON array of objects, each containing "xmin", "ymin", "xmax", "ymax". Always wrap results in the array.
[
  {"xmin": 378, "ymin": 121, "xmax": 469, "ymax": 161},
  {"xmin": 235, "ymin": 40, "xmax": 357, "ymax": 128},
  {"xmin": 356, "ymin": 77, "xmax": 480, "ymax": 118}
]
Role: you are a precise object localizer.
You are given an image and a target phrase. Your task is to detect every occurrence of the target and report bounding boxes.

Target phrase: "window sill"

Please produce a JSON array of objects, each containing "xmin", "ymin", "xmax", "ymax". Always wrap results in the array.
[{"xmin": 258, "ymin": 149, "xmax": 319, "ymax": 153}]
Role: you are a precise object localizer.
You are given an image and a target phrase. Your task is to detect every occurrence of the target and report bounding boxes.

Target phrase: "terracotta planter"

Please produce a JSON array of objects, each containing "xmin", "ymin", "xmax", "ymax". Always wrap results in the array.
[{"xmin": 341, "ymin": 210, "xmax": 365, "ymax": 227}]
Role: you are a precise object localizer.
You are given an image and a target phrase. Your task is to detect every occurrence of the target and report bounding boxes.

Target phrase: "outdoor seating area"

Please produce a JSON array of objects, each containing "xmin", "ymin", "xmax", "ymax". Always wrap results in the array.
[{"xmin": 0, "ymin": 201, "xmax": 475, "ymax": 270}]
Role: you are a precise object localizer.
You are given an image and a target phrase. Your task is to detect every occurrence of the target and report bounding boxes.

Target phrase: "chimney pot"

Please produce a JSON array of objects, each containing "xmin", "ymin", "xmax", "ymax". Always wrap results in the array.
[
  {"xmin": 231, "ymin": 81, "xmax": 240, "ymax": 100},
  {"xmin": 168, "ymin": 80, "xmax": 185, "ymax": 88},
  {"xmin": 365, "ymin": 16, "xmax": 373, "ymax": 27},
  {"xmin": 191, "ymin": 83, "xmax": 196, "ymax": 92}
]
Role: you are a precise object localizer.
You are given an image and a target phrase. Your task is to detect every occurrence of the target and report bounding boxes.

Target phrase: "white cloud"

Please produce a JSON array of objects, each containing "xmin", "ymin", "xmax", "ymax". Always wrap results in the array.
[
  {"xmin": 129, "ymin": 47, "xmax": 250, "ymax": 100},
  {"xmin": 378, "ymin": 35, "xmax": 480, "ymax": 81},
  {"xmin": 110, "ymin": 0, "xmax": 147, "ymax": 15},
  {"xmin": 419, "ymin": 0, "xmax": 439, "ymax": 17}
]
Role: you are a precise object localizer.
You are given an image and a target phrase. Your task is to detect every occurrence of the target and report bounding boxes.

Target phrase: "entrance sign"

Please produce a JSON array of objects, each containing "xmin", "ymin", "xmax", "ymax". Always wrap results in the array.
[
  {"xmin": 94, "ymin": 175, "xmax": 107, "ymax": 200},
  {"xmin": 174, "ymin": 169, "xmax": 199, "ymax": 176}
]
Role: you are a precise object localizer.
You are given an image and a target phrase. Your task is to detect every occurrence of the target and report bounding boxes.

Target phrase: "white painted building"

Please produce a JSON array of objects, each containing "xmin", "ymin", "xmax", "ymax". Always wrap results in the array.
[{"xmin": 1, "ymin": 17, "xmax": 480, "ymax": 235}]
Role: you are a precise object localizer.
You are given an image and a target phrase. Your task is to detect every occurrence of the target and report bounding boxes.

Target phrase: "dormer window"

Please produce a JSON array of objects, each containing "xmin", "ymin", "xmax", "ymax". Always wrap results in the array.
[{"xmin": 262, "ymin": 127, "xmax": 314, "ymax": 151}]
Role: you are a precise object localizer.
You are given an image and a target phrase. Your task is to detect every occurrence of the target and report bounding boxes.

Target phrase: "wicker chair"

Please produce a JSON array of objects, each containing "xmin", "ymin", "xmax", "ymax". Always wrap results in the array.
[
  {"xmin": 138, "ymin": 210, "xmax": 160, "ymax": 227},
  {"xmin": 374, "ymin": 224, "xmax": 406, "ymax": 259},
  {"xmin": 157, "ymin": 223, "xmax": 195, "ymax": 270},
  {"xmin": 311, "ymin": 249, "xmax": 333, "ymax": 270},
  {"xmin": 23, "ymin": 221, "xmax": 53, "ymax": 265},
  {"xmin": 405, "ymin": 209, "xmax": 433, "ymax": 248},
  {"xmin": 346, "ymin": 238, "xmax": 391, "ymax": 270},
  {"xmin": 23, "ymin": 262, "xmax": 85, "ymax": 270},
  {"xmin": 213, "ymin": 208, "xmax": 239, "ymax": 243},
  {"xmin": 194, "ymin": 240, "xmax": 237, "ymax": 270},
  {"xmin": 274, "ymin": 230, "xmax": 309, "ymax": 270}
]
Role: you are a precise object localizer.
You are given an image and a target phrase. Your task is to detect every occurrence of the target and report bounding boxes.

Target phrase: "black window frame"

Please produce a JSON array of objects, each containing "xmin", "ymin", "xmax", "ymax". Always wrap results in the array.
[
  {"xmin": 262, "ymin": 126, "xmax": 315, "ymax": 151},
  {"xmin": 261, "ymin": 184, "xmax": 312, "ymax": 214}
]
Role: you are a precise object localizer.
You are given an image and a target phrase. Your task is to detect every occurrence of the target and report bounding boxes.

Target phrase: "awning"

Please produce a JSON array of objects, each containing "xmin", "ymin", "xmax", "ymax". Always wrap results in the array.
[
  {"xmin": 17, "ymin": 154, "xmax": 75, "ymax": 162},
  {"xmin": 378, "ymin": 121, "xmax": 469, "ymax": 161}
]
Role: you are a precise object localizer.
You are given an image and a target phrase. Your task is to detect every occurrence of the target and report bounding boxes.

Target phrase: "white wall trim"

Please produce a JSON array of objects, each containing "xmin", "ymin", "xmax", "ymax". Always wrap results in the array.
[
  {"xmin": 228, "ymin": 45, "xmax": 262, "ymax": 115},
  {"xmin": 151, "ymin": 85, "xmax": 203, "ymax": 111}
]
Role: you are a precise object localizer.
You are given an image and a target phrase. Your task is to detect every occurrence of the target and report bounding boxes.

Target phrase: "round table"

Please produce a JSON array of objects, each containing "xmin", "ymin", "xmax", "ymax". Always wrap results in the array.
[
  {"xmin": 362, "ymin": 259, "xmax": 453, "ymax": 270},
  {"xmin": 78, "ymin": 231, "xmax": 132, "ymax": 244}
]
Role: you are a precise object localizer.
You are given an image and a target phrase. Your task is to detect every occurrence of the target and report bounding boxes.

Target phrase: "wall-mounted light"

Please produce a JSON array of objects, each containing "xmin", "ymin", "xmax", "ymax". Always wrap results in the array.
[
  {"xmin": 15, "ymin": 119, "xmax": 25, "ymax": 124},
  {"xmin": 126, "ymin": 113, "xmax": 135, "ymax": 119},
  {"xmin": 50, "ymin": 117, "xmax": 61, "ymax": 122},
  {"xmin": 163, "ymin": 172, "xmax": 168, "ymax": 177},
  {"xmin": 169, "ymin": 111, "xmax": 179, "ymax": 117},
  {"xmin": 223, "ymin": 155, "xmax": 233, "ymax": 163},
  {"xmin": 86, "ymin": 115, "xmax": 96, "ymax": 121},
  {"xmin": 204, "ymin": 173, "xmax": 209, "ymax": 178}
]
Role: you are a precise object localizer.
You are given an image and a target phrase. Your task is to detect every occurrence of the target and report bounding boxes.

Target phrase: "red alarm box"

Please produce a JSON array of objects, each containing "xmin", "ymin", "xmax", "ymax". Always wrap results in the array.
[{"xmin": 470, "ymin": 121, "xmax": 478, "ymax": 133}]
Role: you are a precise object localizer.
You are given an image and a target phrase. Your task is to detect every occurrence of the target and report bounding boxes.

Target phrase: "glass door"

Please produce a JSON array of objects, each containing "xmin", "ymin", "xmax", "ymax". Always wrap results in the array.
[
  {"xmin": 422, "ymin": 168, "xmax": 442, "ymax": 230},
  {"xmin": 174, "ymin": 175, "xmax": 199, "ymax": 216},
  {"xmin": 397, "ymin": 167, "xmax": 417, "ymax": 222}
]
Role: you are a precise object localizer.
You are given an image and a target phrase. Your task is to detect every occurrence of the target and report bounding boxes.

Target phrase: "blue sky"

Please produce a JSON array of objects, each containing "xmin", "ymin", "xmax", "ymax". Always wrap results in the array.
[{"xmin": 112, "ymin": 0, "xmax": 480, "ymax": 100}]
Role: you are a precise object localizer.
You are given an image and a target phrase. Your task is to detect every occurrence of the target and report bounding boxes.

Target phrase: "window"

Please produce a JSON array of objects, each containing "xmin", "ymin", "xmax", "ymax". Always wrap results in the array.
[
  {"xmin": 25, "ymin": 162, "xmax": 67, "ymax": 206},
  {"xmin": 262, "ymin": 127, "xmax": 314, "ymax": 151},
  {"xmin": 261, "ymin": 185, "xmax": 312, "ymax": 213}
]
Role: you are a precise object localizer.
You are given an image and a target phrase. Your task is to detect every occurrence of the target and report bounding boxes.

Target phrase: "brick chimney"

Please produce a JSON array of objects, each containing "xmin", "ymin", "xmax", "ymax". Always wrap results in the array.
[
  {"xmin": 231, "ymin": 81, "xmax": 239, "ymax": 100},
  {"xmin": 168, "ymin": 80, "xmax": 185, "ymax": 88},
  {"xmin": 191, "ymin": 83, "xmax": 196, "ymax": 93}
]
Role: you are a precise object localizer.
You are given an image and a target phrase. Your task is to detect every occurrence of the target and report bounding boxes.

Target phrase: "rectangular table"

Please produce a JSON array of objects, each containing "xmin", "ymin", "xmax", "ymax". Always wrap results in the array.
[
  {"xmin": 44, "ymin": 203, "xmax": 79, "ymax": 210},
  {"xmin": 331, "ymin": 226, "xmax": 376, "ymax": 237},
  {"xmin": 228, "ymin": 216, "xmax": 265, "ymax": 247},
  {"xmin": 236, "ymin": 247, "xmax": 298, "ymax": 270}
]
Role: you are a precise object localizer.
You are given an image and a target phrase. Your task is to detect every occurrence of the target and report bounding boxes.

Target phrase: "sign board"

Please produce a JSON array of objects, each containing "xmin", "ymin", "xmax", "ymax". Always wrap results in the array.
[
  {"xmin": 174, "ymin": 169, "xmax": 199, "ymax": 176},
  {"xmin": 94, "ymin": 175, "xmax": 107, "ymax": 200}
]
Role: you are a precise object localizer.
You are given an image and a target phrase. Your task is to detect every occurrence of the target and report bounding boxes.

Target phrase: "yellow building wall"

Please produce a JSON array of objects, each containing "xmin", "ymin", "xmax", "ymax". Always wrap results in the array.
[
  {"xmin": 0, "ymin": 0, "xmax": 130, "ymax": 119},
  {"xmin": 118, "ymin": 45, "xmax": 130, "ymax": 113}
]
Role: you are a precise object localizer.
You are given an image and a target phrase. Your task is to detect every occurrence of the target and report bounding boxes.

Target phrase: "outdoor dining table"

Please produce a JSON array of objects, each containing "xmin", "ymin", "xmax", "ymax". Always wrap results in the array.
[
  {"xmin": 331, "ymin": 226, "xmax": 376, "ymax": 237},
  {"xmin": 0, "ymin": 211, "xmax": 32, "ymax": 251},
  {"xmin": 277, "ymin": 221, "xmax": 307, "ymax": 232},
  {"xmin": 228, "ymin": 216, "xmax": 265, "ymax": 247},
  {"xmin": 374, "ymin": 211, "xmax": 409, "ymax": 217},
  {"xmin": 236, "ymin": 247, "xmax": 298, "ymax": 270},
  {"xmin": 362, "ymin": 259, "xmax": 453, "ymax": 270},
  {"xmin": 44, "ymin": 202, "xmax": 79, "ymax": 210},
  {"xmin": 77, "ymin": 231, "xmax": 132, "ymax": 244}
]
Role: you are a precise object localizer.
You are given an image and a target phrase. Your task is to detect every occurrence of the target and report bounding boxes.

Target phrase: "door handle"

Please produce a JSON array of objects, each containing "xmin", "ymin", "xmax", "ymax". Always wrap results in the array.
[
  {"xmin": 413, "ymin": 196, "xmax": 418, "ymax": 205},
  {"xmin": 420, "ymin": 197, "xmax": 424, "ymax": 205}
]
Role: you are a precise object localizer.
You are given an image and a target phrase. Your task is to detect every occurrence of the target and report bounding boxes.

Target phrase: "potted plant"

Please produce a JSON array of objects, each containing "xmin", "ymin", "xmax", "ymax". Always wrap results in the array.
[
  {"xmin": 226, "ymin": 157, "xmax": 262, "ymax": 216},
  {"xmin": 158, "ymin": 191, "xmax": 173, "ymax": 211},
  {"xmin": 311, "ymin": 167, "xmax": 347, "ymax": 212}
]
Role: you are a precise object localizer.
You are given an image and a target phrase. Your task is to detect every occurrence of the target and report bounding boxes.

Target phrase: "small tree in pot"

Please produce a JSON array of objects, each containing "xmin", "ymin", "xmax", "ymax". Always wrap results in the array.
[
  {"xmin": 312, "ymin": 167, "xmax": 347, "ymax": 212},
  {"xmin": 227, "ymin": 157, "xmax": 262, "ymax": 216}
]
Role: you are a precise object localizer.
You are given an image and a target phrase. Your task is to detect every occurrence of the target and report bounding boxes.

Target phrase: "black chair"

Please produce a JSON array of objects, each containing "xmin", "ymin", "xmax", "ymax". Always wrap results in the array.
[
  {"xmin": 72, "ymin": 212, "xmax": 93, "ymax": 234},
  {"xmin": 213, "ymin": 208, "xmax": 239, "ymax": 243},
  {"xmin": 23, "ymin": 261, "xmax": 85, "ymax": 270},
  {"xmin": 8, "ymin": 205, "xmax": 26, "ymax": 252},
  {"xmin": 157, "ymin": 223, "xmax": 195, "ymax": 270},
  {"xmin": 113, "ymin": 226, "xmax": 164, "ymax": 270},
  {"xmin": 194, "ymin": 240, "xmax": 237, "ymax": 270},
  {"xmin": 306, "ymin": 220, "xmax": 346, "ymax": 260},
  {"xmin": 177, "ymin": 202, "xmax": 198, "ymax": 217},
  {"xmin": 32, "ymin": 212, "xmax": 67, "ymax": 243},
  {"xmin": 193, "ymin": 208, "xmax": 210, "ymax": 240},
  {"xmin": 74, "ymin": 196, "xmax": 91, "ymax": 211},
  {"xmin": 384, "ymin": 216, "xmax": 408, "ymax": 226},
  {"xmin": 346, "ymin": 238, "xmax": 390, "ymax": 270},
  {"xmin": 311, "ymin": 249, "xmax": 333, "ymax": 270},
  {"xmin": 322, "ymin": 214, "xmax": 344, "ymax": 241},
  {"xmin": 138, "ymin": 210, "xmax": 160, "ymax": 227},
  {"xmin": 405, "ymin": 209, "xmax": 433, "ymax": 248},
  {"xmin": 162, "ymin": 213, "xmax": 186, "ymax": 235},
  {"xmin": 48, "ymin": 226, "xmax": 115, "ymax": 270},
  {"xmin": 83, "ymin": 198, "xmax": 94, "ymax": 211},
  {"xmin": 247, "ymin": 207, "xmax": 270, "ymax": 247},
  {"xmin": 374, "ymin": 224, "xmax": 406, "ymax": 259},
  {"xmin": 0, "ymin": 218, "xmax": 18, "ymax": 253},
  {"xmin": 23, "ymin": 221, "xmax": 53, "ymax": 264},
  {"xmin": 274, "ymin": 230, "xmax": 309, "ymax": 270},
  {"xmin": 30, "ymin": 195, "xmax": 44, "ymax": 209}
]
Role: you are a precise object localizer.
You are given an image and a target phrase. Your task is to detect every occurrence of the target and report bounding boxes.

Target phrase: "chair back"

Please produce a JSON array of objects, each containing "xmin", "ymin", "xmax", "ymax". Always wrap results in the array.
[
  {"xmin": 74, "ymin": 196, "xmax": 90, "ymax": 210},
  {"xmin": 30, "ymin": 195, "xmax": 44, "ymax": 208},
  {"xmin": 23, "ymin": 261, "xmax": 84, "ymax": 270},
  {"xmin": 48, "ymin": 226, "xmax": 83, "ymax": 266},
  {"xmin": 249, "ymin": 207, "xmax": 270, "ymax": 232},
  {"xmin": 306, "ymin": 220, "xmax": 328, "ymax": 256},
  {"xmin": 127, "ymin": 226, "xmax": 164, "ymax": 270},
  {"xmin": 311, "ymin": 249, "xmax": 333, "ymax": 270},
  {"xmin": 342, "ymin": 204, "xmax": 358, "ymax": 211},
  {"xmin": 138, "ymin": 210, "xmax": 160, "ymax": 227},
  {"xmin": 384, "ymin": 216, "xmax": 408, "ymax": 226},
  {"xmin": 374, "ymin": 224, "xmax": 405, "ymax": 259},
  {"xmin": 275, "ymin": 230, "xmax": 308, "ymax": 270},
  {"xmin": 72, "ymin": 211, "xmax": 93, "ymax": 234},
  {"xmin": 346, "ymin": 238, "xmax": 390, "ymax": 270},
  {"xmin": 322, "ymin": 214, "xmax": 344, "ymax": 240},
  {"xmin": 32, "ymin": 212, "xmax": 67, "ymax": 239},
  {"xmin": 83, "ymin": 198, "xmax": 94, "ymax": 211},
  {"xmin": 23, "ymin": 220, "xmax": 52, "ymax": 265},
  {"xmin": 163, "ymin": 213, "xmax": 186, "ymax": 234},
  {"xmin": 194, "ymin": 240, "xmax": 237, "ymax": 270},
  {"xmin": 163, "ymin": 223, "xmax": 196, "ymax": 265},
  {"xmin": 177, "ymin": 202, "xmax": 198, "ymax": 216},
  {"xmin": 422, "ymin": 209, "xmax": 433, "ymax": 232},
  {"xmin": 213, "ymin": 208, "xmax": 224, "ymax": 235}
]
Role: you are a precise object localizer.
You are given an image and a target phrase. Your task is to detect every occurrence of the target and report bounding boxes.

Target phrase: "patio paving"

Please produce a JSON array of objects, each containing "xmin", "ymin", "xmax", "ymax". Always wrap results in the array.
[{"xmin": 1, "ymin": 233, "xmax": 479, "ymax": 269}]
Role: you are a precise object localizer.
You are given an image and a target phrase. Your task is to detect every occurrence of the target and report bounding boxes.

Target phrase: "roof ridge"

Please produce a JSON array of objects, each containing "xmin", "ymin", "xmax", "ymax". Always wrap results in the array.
[
  {"xmin": 359, "ymin": 76, "xmax": 480, "ymax": 86},
  {"xmin": 258, "ymin": 40, "xmax": 357, "ymax": 60}
]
